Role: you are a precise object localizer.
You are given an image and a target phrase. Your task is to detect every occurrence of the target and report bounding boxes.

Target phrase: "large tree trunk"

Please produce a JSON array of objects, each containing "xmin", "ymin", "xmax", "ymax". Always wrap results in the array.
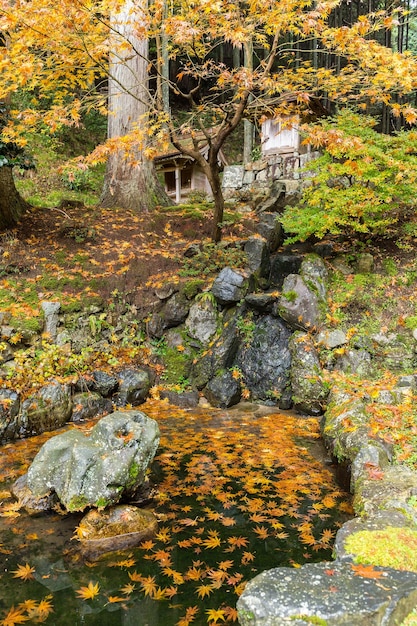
[
  {"xmin": 100, "ymin": 0, "xmax": 168, "ymax": 211},
  {"xmin": 0, "ymin": 166, "xmax": 29, "ymax": 230}
]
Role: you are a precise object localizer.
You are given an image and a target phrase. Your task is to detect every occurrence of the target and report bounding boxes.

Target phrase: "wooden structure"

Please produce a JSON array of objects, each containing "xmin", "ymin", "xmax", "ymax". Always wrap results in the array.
[
  {"xmin": 154, "ymin": 143, "xmax": 228, "ymax": 203},
  {"xmin": 260, "ymin": 116, "xmax": 302, "ymax": 156}
]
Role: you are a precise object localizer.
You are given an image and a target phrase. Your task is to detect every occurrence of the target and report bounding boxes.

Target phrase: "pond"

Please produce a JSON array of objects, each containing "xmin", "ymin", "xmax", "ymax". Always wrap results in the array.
[{"xmin": 0, "ymin": 399, "xmax": 352, "ymax": 625}]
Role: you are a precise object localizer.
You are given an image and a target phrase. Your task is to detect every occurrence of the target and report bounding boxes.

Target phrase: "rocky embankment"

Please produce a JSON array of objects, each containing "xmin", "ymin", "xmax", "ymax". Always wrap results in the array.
[{"xmin": 1, "ymin": 211, "xmax": 417, "ymax": 623}]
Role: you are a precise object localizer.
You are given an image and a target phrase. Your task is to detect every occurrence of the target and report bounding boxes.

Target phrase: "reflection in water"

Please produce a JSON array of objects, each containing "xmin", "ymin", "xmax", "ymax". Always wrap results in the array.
[{"xmin": 0, "ymin": 400, "xmax": 352, "ymax": 625}]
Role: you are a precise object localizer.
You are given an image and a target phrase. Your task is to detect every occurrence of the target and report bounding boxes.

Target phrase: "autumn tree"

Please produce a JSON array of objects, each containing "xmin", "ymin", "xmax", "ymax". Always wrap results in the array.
[
  {"xmin": 2, "ymin": 0, "xmax": 417, "ymax": 239},
  {"xmin": 143, "ymin": 0, "xmax": 417, "ymax": 240},
  {"xmin": 0, "ymin": 0, "xmax": 168, "ymax": 230},
  {"xmin": 100, "ymin": 0, "xmax": 169, "ymax": 211}
]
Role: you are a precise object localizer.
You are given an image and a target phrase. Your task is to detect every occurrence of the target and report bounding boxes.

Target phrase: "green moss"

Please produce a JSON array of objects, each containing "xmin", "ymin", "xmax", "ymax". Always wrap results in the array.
[
  {"xmin": 95, "ymin": 497, "xmax": 111, "ymax": 509},
  {"xmin": 161, "ymin": 346, "xmax": 194, "ymax": 386},
  {"xmin": 292, "ymin": 616, "xmax": 328, "ymax": 625},
  {"xmin": 344, "ymin": 526, "xmax": 417, "ymax": 572},
  {"xmin": 67, "ymin": 494, "xmax": 89, "ymax": 512},
  {"xmin": 282, "ymin": 290, "xmax": 298, "ymax": 303},
  {"xmin": 181, "ymin": 279, "xmax": 205, "ymax": 299}
]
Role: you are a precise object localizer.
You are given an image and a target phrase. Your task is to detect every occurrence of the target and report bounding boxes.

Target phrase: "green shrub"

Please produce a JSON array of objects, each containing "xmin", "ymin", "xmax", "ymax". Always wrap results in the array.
[{"xmin": 280, "ymin": 110, "xmax": 417, "ymax": 244}]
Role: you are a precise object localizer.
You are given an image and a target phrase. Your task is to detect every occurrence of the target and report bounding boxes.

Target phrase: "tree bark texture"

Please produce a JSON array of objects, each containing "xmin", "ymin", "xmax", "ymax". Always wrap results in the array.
[
  {"xmin": 100, "ymin": 0, "xmax": 168, "ymax": 211},
  {"xmin": 0, "ymin": 166, "xmax": 29, "ymax": 230}
]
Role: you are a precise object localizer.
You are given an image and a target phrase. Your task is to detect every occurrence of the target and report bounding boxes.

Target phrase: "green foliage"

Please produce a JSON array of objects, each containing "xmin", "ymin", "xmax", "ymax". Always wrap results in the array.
[
  {"xmin": 281, "ymin": 110, "xmax": 417, "ymax": 244},
  {"xmin": 236, "ymin": 311, "xmax": 256, "ymax": 346}
]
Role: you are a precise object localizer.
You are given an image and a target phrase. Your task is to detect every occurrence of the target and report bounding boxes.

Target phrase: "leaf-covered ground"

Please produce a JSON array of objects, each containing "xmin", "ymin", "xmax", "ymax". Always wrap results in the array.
[{"xmin": 0, "ymin": 400, "xmax": 352, "ymax": 626}]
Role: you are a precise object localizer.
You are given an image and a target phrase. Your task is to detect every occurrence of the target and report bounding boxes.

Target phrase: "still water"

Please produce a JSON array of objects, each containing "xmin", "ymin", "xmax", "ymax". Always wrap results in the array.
[{"xmin": 0, "ymin": 400, "xmax": 352, "ymax": 625}]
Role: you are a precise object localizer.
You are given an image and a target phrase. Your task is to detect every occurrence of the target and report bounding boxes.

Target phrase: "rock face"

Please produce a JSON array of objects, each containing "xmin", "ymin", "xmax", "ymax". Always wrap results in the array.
[
  {"xmin": 289, "ymin": 332, "xmax": 328, "ymax": 415},
  {"xmin": 237, "ymin": 560, "xmax": 417, "ymax": 625},
  {"xmin": 235, "ymin": 315, "xmax": 291, "ymax": 402},
  {"xmin": 19, "ymin": 382, "xmax": 72, "ymax": 437},
  {"xmin": 26, "ymin": 410, "xmax": 160, "ymax": 512},
  {"xmin": 212, "ymin": 267, "xmax": 249, "ymax": 305},
  {"xmin": 277, "ymin": 255, "xmax": 328, "ymax": 331},
  {"xmin": 0, "ymin": 388, "xmax": 20, "ymax": 442},
  {"xmin": 185, "ymin": 299, "xmax": 218, "ymax": 344}
]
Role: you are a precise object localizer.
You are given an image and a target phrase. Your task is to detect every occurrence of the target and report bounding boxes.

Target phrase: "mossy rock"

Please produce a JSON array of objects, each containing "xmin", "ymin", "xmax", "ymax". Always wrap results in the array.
[
  {"xmin": 77, "ymin": 505, "xmax": 158, "ymax": 560},
  {"xmin": 344, "ymin": 525, "xmax": 417, "ymax": 572}
]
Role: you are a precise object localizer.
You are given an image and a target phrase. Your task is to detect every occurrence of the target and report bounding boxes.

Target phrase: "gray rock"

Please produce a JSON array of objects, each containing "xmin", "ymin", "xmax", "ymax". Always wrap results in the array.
[
  {"xmin": 0, "ymin": 388, "xmax": 20, "ymax": 442},
  {"xmin": 19, "ymin": 382, "xmax": 72, "ymax": 437},
  {"xmin": 350, "ymin": 442, "xmax": 392, "ymax": 491},
  {"xmin": 236, "ymin": 315, "xmax": 291, "ymax": 401},
  {"xmin": 335, "ymin": 348, "xmax": 374, "ymax": 377},
  {"xmin": 186, "ymin": 299, "xmax": 218, "ymax": 344},
  {"xmin": 204, "ymin": 370, "xmax": 241, "ymax": 408},
  {"xmin": 113, "ymin": 368, "xmax": 152, "ymax": 407},
  {"xmin": 0, "ymin": 342, "xmax": 14, "ymax": 364},
  {"xmin": 300, "ymin": 254, "xmax": 328, "ymax": 300},
  {"xmin": 75, "ymin": 370, "xmax": 119, "ymax": 397},
  {"xmin": 316, "ymin": 328, "xmax": 348, "ymax": 349},
  {"xmin": 277, "ymin": 274, "xmax": 323, "ymax": 331},
  {"xmin": 237, "ymin": 560, "xmax": 417, "ymax": 625},
  {"xmin": 161, "ymin": 292, "xmax": 190, "ymax": 328},
  {"xmin": 159, "ymin": 389, "xmax": 200, "ymax": 408},
  {"xmin": 269, "ymin": 254, "xmax": 303, "ymax": 289},
  {"xmin": 191, "ymin": 313, "xmax": 240, "ymax": 389},
  {"xmin": 26, "ymin": 409, "xmax": 160, "ymax": 512},
  {"xmin": 356, "ymin": 253, "xmax": 374, "ymax": 274},
  {"xmin": 255, "ymin": 213, "xmax": 284, "ymax": 252},
  {"xmin": 78, "ymin": 505, "xmax": 159, "ymax": 560},
  {"xmin": 12, "ymin": 473, "xmax": 58, "ymax": 515},
  {"xmin": 91, "ymin": 370, "xmax": 119, "ymax": 396},
  {"xmin": 244, "ymin": 292, "xmax": 279, "ymax": 312},
  {"xmin": 41, "ymin": 301, "xmax": 61, "ymax": 341},
  {"xmin": 244, "ymin": 237, "xmax": 270, "ymax": 279},
  {"xmin": 354, "ymin": 465, "xmax": 417, "ymax": 518},
  {"xmin": 71, "ymin": 392, "xmax": 113, "ymax": 422},
  {"xmin": 212, "ymin": 267, "xmax": 249, "ymax": 305},
  {"xmin": 289, "ymin": 332, "xmax": 328, "ymax": 415}
]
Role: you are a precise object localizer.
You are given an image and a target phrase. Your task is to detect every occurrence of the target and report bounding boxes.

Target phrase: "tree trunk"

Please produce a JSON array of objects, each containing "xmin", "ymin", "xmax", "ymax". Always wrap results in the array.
[
  {"xmin": 100, "ymin": 0, "xmax": 169, "ymax": 211},
  {"xmin": 205, "ymin": 162, "xmax": 224, "ymax": 243},
  {"xmin": 0, "ymin": 166, "xmax": 29, "ymax": 230}
]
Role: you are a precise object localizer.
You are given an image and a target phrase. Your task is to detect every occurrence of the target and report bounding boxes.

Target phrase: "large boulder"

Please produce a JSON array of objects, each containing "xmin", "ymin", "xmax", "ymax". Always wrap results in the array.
[
  {"xmin": 237, "ymin": 560, "xmax": 417, "ymax": 625},
  {"xmin": 212, "ymin": 267, "xmax": 250, "ymax": 306},
  {"xmin": 204, "ymin": 370, "xmax": 241, "ymax": 408},
  {"xmin": 276, "ymin": 255, "xmax": 328, "ymax": 331},
  {"xmin": 244, "ymin": 236, "xmax": 270, "ymax": 279},
  {"xmin": 112, "ymin": 368, "xmax": 153, "ymax": 407},
  {"xmin": 289, "ymin": 332, "xmax": 328, "ymax": 415},
  {"xmin": 236, "ymin": 315, "xmax": 291, "ymax": 402},
  {"xmin": 19, "ymin": 382, "xmax": 72, "ymax": 437},
  {"xmin": 26, "ymin": 410, "xmax": 160, "ymax": 512},
  {"xmin": 185, "ymin": 298, "xmax": 218, "ymax": 344}
]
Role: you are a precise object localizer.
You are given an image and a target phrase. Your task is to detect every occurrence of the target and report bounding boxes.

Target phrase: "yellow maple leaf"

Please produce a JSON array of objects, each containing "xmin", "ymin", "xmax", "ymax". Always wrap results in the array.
[
  {"xmin": 206, "ymin": 608, "xmax": 226, "ymax": 623},
  {"xmin": 12, "ymin": 563, "xmax": 35, "ymax": 581},
  {"xmin": 75, "ymin": 581, "xmax": 100, "ymax": 600},
  {"xmin": 0, "ymin": 605, "xmax": 29, "ymax": 626}
]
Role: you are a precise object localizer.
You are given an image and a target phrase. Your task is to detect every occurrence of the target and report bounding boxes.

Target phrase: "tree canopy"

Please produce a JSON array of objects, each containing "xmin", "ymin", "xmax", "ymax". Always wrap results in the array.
[{"xmin": 2, "ymin": 0, "xmax": 417, "ymax": 236}]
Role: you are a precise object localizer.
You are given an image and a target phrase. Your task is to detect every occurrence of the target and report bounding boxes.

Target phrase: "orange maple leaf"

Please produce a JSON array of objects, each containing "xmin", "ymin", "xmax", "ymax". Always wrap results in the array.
[{"xmin": 351, "ymin": 563, "xmax": 384, "ymax": 579}]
